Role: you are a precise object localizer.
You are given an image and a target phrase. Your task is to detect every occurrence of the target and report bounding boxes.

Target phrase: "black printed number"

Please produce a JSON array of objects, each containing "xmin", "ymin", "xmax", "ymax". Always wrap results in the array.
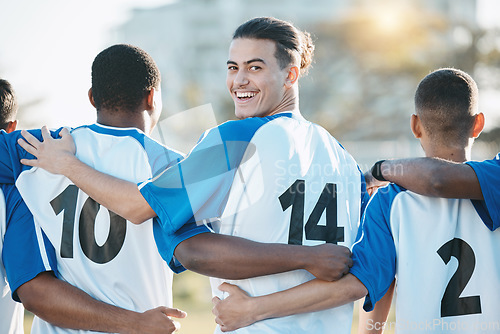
[
  {"xmin": 437, "ymin": 238, "xmax": 481, "ymax": 317},
  {"xmin": 279, "ymin": 180, "xmax": 342, "ymax": 245},
  {"xmin": 50, "ymin": 185, "xmax": 127, "ymax": 264}
]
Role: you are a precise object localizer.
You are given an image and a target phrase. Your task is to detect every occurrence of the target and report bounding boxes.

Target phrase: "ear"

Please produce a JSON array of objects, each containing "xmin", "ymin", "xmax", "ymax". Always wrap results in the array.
[
  {"xmin": 471, "ymin": 112, "xmax": 485, "ymax": 138},
  {"xmin": 5, "ymin": 120, "xmax": 17, "ymax": 133},
  {"xmin": 146, "ymin": 89, "xmax": 155, "ymax": 111},
  {"xmin": 88, "ymin": 88, "xmax": 96, "ymax": 108},
  {"xmin": 410, "ymin": 114, "xmax": 423, "ymax": 138},
  {"xmin": 284, "ymin": 66, "xmax": 299, "ymax": 88}
]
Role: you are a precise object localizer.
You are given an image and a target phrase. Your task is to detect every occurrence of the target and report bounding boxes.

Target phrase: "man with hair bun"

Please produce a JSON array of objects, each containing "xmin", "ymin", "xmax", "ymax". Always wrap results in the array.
[
  {"xmin": 213, "ymin": 68, "xmax": 500, "ymax": 334},
  {"xmin": 19, "ymin": 17, "xmax": 367, "ymax": 333}
]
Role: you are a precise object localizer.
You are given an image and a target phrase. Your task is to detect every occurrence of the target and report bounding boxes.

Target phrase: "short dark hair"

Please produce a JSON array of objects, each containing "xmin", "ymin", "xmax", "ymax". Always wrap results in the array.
[
  {"xmin": 91, "ymin": 44, "xmax": 161, "ymax": 112},
  {"xmin": 233, "ymin": 17, "xmax": 315, "ymax": 76},
  {"xmin": 0, "ymin": 79, "xmax": 18, "ymax": 129},
  {"xmin": 415, "ymin": 68, "xmax": 478, "ymax": 145}
]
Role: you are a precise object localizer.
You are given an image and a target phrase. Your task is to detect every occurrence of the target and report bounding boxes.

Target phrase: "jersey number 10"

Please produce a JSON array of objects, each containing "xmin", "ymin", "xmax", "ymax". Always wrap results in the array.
[
  {"xmin": 50, "ymin": 185, "xmax": 127, "ymax": 264},
  {"xmin": 279, "ymin": 180, "xmax": 343, "ymax": 245}
]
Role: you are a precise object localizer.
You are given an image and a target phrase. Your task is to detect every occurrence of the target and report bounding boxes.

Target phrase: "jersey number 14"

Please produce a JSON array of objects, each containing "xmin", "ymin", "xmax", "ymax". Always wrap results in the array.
[{"xmin": 279, "ymin": 180, "xmax": 343, "ymax": 245}]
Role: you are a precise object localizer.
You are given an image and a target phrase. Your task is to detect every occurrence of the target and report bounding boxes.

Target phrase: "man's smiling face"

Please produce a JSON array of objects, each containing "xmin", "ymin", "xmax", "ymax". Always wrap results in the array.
[{"xmin": 226, "ymin": 38, "xmax": 291, "ymax": 119}]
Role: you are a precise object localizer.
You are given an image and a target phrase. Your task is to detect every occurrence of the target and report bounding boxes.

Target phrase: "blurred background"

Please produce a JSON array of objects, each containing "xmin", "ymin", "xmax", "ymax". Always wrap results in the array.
[{"xmin": 2, "ymin": 0, "xmax": 499, "ymax": 333}]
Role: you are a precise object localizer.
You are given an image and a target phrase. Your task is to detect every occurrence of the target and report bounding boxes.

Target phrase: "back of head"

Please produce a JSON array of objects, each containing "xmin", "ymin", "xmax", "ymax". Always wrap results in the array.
[
  {"xmin": 415, "ymin": 68, "xmax": 478, "ymax": 146},
  {"xmin": 0, "ymin": 79, "xmax": 18, "ymax": 130},
  {"xmin": 91, "ymin": 44, "xmax": 161, "ymax": 113},
  {"xmin": 233, "ymin": 17, "xmax": 315, "ymax": 76}
]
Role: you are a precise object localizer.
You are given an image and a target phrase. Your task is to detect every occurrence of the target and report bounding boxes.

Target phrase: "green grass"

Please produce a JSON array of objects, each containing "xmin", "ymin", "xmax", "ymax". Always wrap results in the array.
[{"xmin": 24, "ymin": 271, "xmax": 396, "ymax": 333}]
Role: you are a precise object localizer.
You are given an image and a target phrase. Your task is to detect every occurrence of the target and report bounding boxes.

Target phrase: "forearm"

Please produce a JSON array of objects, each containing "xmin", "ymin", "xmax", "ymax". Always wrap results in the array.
[
  {"xmin": 59, "ymin": 155, "xmax": 155, "ymax": 224},
  {"xmin": 380, "ymin": 158, "xmax": 483, "ymax": 199},
  {"xmin": 253, "ymin": 274, "xmax": 367, "ymax": 321},
  {"xmin": 17, "ymin": 273, "xmax": 144, "ymax": 333},
  {"xmin": 175, "ymin": 233, "xmax": 308, "ymax": 279}
]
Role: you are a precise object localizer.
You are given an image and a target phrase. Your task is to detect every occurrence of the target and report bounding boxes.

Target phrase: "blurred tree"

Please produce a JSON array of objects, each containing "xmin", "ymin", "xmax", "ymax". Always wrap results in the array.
[{"xmin": 298, "ymin": 0, "xmax": 499, "ymax": 151}]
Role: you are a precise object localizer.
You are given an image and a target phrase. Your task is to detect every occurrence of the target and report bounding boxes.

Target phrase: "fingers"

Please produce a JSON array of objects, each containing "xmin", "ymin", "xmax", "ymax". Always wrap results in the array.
[
  {"xmin": 59, "ymin": 126, "xmax": 71, "ymax": 138},
  {"xmin": 160, "ymin": 307, "xmax": 187, "ymax": 319},
  {"xmin": 218, "ymin": 282, "xmax": 239, "ymax": 294},
  {"xmin": 41, "ymin": 125, "xmax": 52, "ymax": 141},
  {"xmin": 20, "ymin": 130, "xmax": 42, "ymax": 150},
  {"xmin": 347, "ymin": 256, "xmax": 353, "ymax": 268},
  {"xmin": 19, "ymin": 158, "xmax": 39, "ymax": 167},
  {"xmin": 171, "ymin": 320, "xmax": 181, "ymax": 332},
  {"xmin": 214, "ymin": 315, "xmax": 229, "ymax": 332},
  {"xmin": 17, "ymin": 138, "xmax": 37, "ymax": 155},
  {"xmin": 212, "ymin": 296, "xmax": 221, "ymax": 308}
]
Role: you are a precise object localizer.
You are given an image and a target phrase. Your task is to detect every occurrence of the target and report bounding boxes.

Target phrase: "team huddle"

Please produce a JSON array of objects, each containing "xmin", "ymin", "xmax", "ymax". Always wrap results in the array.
[{"xmin": 1, "ymin": 16, "xmax": 499, "ymax": 334}]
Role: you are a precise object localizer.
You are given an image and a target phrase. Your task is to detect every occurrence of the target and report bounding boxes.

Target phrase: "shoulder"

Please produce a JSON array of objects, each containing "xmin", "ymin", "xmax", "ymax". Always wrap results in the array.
[
  {"xmin": 211, "ymin": 114, "xmax": 292, "ymax": 142},
  {"xmin": 365, "ymin": 183, "xmax": 408, "ymax": 216},
  {"xmin": 466, "ymin": 153, "xmax": 500, "ymax": 170}
]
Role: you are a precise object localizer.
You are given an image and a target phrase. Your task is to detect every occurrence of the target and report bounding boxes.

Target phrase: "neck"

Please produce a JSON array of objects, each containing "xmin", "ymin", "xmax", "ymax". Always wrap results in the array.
[
  {"xmin": 269, "ymin": 86, "xmax": 300, "ymax": 116},
  {"xmin": 424, "ymin": 144, "xmax": 471, "ymax": 163},
  {"xmin": 96, "ymin": 109, "xmax": 153, "ymax": 135}
]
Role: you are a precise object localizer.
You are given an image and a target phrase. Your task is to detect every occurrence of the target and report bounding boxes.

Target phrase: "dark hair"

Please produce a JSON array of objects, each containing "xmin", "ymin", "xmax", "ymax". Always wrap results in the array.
[
  {"xmin": 0, "ymin": 79, "xmax": 18, "ymax": 129},
  {"xmin": 233, "ymin": 17, "xmax": 315, "ymax": 76},
  {"xmin": 415, "ymin": 68, "xmax": 478, "ymax": 145},
  {"xmin": 91, "ymin": 44, "xmax": 161, "ymax": 112}
]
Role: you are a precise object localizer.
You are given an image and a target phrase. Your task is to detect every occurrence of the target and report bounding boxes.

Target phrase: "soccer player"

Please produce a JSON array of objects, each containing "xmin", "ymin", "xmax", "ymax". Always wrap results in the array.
[
  {"xmin": 212, "ymin": 68, "xmax": 500, "ymax": 334},
  {"xmin": 19, "ymin": 18, "xmax": 367, "ymax": 333},
  {"xmin": 0, "ymin": 78, "xmax": 184, "ymax": 333}
]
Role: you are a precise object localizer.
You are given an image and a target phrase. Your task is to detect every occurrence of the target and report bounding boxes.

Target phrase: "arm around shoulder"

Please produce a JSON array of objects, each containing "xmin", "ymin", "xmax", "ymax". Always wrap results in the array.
[{"xmin": 381, "ymin": 158, "xmax": 482, "ymax": 199}]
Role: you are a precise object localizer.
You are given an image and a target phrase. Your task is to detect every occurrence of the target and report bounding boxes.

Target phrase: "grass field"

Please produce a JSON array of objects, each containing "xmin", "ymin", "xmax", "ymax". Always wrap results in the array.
[{"xmin": 24, "ymin": 271, "xmax": 396, "ymax": 333}]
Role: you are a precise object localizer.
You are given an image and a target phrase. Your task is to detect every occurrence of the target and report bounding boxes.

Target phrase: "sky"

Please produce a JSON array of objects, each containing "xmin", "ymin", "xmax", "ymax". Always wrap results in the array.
[
  {"xmin": 1, "ymin": 0, "xmax": 500, "ymax": 130},
  {"xmin": 0, "ymin": 0, "xmax": 173, "ymax": 128}
]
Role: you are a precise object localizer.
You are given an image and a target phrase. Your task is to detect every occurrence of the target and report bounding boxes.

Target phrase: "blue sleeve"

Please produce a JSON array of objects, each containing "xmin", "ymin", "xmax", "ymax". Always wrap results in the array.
[
  {"xmin": 138, "ymin": 118, "xmax": 269, "ymax": 267},
  {"xmin": 466, "ymin": 154, "xmax": 500, "ymax": 231},
  {"xmin": 1, "ymin": 184, "xmax": 57, "ymax": 301},
  {"xmin": 139, "ymin": 118, "xmax": 266, "ymax": 234},
  {"xmin": 350, "ymin": 184, "xmax": 400, "ymax": 312},
  {"xmin": 152, "ymin": 219, "xmax": 211, "ymax": 273},
  {"xmin": 0, "ymin": 128, "xmax": 65, "ymax": 184}
]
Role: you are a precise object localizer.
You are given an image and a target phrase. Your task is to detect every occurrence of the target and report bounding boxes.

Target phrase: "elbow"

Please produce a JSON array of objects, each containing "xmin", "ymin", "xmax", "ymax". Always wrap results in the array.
[
  {"xmin": 17, "ymin": 284, "xmax": 44, "ymax": 315},
  {"xmin": 353, "ymin": 284, "xmax": 368, "ymax": 301},
  {"xmin": 174, "ymin": 239, "xmax": 206, "ymax": 273},
  {"xmin": 21, "ymin": 296, "xmax": 42, "ymax": 315},
  {"xmin": 347, "ymin": 274, "xmax": 368, "ymax": 302},
  {"xmin": 124, "ymin": 205, "xmax": 156, "ymax": 225},
  {"xmin": 427, "ymin": 169, "xmax": 448, "ymax": 197},
  {"xmin": 174, "ymin": 234, "xmax": 219, "ymax": 275}
]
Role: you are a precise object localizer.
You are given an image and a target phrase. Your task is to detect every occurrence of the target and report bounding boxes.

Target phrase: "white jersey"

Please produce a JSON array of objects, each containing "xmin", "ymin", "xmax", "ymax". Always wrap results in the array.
[
  {"xmin": 351, "ymin": 184, "xmax": 500, "ymax": 333},
  {"xmin": 0, "ymin": 188, "xmax": 24, "ymax": 334},
  {"xmin": 16, "ymin": 124, "xmax": 183, "ymax": 333},
  {"xmin": 139, "ymin": 112, "xmax": 366, "ymax": 333}
]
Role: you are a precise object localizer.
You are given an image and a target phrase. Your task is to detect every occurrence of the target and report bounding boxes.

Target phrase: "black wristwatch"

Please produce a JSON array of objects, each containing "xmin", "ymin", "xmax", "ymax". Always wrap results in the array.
[{"xmin": 371, "ymin": 160, "xmax": 387, "ymax": 182}]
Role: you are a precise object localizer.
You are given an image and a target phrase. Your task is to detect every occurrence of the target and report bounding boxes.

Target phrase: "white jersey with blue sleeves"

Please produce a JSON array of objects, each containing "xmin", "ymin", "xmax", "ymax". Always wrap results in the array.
[
  {"xmin": 15, "ymin": 124, "xmax": 200, "ymax": 334},
  {"xmin": 351, "ymin": 184, "xmax": 500, "ymax": 333},
  {"xmin": 466, "ymin": 153, "xmax": 500, "ymax": 230},
  {"xmin": 140, "ymin": 112, "xmax": 365, "ymax": 334}
]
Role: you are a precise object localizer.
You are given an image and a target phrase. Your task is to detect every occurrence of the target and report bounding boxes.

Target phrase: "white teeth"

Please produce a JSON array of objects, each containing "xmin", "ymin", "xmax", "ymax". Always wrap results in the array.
[{"xmin": 236, "ymin": 92, "xmax": 257, "ymax": 98}]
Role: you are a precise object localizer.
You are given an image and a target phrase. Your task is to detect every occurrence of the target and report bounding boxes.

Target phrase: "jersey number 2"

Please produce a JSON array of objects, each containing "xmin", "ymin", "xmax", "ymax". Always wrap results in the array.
[
  {"xmin": 437, "ymin": 238, "xmax": 481, "ymax": 317},
  {"xmin": 279, "ymin": 180, "xmax": 342, "ymax": 245},
  {"xmin": 50, "ymin": 185, "xmax": 127, "ymax": 264}
]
